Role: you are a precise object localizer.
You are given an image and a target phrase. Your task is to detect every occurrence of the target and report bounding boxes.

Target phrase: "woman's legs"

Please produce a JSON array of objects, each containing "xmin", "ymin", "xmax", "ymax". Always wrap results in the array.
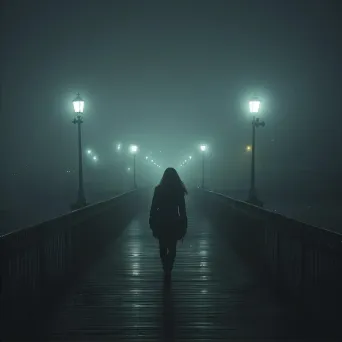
[
  {"xmin": 159, "ymin": 239, "xmax": 168, "ymax": 268},
  {"xmin": 159, "ymin": 238, "xmax": 177, "ymax": 272},
  {"xmin": 167, "ymin": 240, "xmax": 177, "ymax": 271}
]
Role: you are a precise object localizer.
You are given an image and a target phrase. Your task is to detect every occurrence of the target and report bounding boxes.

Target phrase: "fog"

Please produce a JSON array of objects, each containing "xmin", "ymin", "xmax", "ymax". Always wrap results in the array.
[{"xmin": 1, "ymin": 0, "xmax": 341, "ymax": 234}]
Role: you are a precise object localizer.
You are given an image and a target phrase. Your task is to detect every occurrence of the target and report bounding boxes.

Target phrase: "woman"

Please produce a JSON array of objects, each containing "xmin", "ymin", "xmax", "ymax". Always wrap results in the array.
[{"xmin": 149, "ymin": 168, "xmax": 188, "ymax": 278}]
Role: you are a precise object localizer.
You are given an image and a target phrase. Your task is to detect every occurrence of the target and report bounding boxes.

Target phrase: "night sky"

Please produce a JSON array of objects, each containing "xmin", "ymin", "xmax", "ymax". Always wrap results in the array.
[{"xmin": 2, "ymin": 0, "xmax": 342, "ymax": 201}]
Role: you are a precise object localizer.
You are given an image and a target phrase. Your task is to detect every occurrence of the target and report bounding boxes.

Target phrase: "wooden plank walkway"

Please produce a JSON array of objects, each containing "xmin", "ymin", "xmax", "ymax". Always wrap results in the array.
[{"xmin": 46, "ymin": 197, "xmax": 302, "ymax": 341}]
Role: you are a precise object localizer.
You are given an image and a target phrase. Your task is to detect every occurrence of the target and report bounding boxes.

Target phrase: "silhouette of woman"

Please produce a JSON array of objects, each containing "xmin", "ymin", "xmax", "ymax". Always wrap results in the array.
[{"xmin": 149, "ymin": 168, "xmax": 188, "ymax": 279}]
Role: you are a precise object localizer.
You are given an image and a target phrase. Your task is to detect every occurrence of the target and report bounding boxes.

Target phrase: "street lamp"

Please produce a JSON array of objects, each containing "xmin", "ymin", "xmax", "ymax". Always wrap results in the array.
[
  {"xmin": 247, "ymin": 97, "xmax": 265, "ymax": 206},
  {"xmin": 130, "ymin": 145, "xmax": 138, "ymax": 153},
  {"xmin": 200, "ymin": 145, "xmax": 207, "ymax": 152},
  {"xmin": 130, "ymin": 144, "xmax": 138, "ymax": 189},
  {"xmin": 246, "ymin": 145, "xmax": 252, "ymax": 152},
  {"xmin": 200, "ymin": 144, "xmax": 207, "ymax": 188},
  {"xmin": 72, "ymin": 93, "xmax": 87, "ymax": 209}
]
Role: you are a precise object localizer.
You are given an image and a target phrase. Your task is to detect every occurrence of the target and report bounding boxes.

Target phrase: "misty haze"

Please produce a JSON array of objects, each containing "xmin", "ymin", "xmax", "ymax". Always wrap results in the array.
[
  {"xmin": 2, "ymin": 0, "xmax": 341, "ymax": 235},
  {"xmin": 1, "ymin": 1, "xmax": 342, "ymax": 340}
]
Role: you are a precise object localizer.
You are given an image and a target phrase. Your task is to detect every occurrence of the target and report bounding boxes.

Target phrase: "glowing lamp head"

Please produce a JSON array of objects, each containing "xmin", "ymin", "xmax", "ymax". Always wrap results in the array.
[
  {"xmin": 87, "ymin": 149, "xmax": 92, "ymax": 155},
  {"xmin": 246, "ymin": 145, "xmax": 252, "ymax": 152},
  {"xmin": 73, "ymin": 93, "xmax": 84, "ymax": 114},
  {"xmin": 200, "ymin": 144, "xmax": 207, "ymax": 152},
  {"xmin": 117, "ymin": 143, "xmax": 121, "ymax": 151},
  {"xmin": 130, "ymin": 145, "xmax": 138, "ymax": 154},
  {"xmin": 249, "ymin": 98, "xmax": 261, "ymax": 114}
]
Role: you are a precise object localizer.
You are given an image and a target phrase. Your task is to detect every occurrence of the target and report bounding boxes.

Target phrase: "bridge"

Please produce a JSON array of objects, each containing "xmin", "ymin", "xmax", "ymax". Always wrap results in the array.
[{"xmin": 1, "ymin": 188, "xmax": 342, "ymax": 341}]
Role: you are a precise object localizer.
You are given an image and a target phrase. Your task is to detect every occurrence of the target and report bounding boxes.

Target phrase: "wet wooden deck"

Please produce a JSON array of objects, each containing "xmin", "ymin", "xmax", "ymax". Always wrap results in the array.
[{"xmin": 46, "ymin": 199, "xmax": 301, "ymax": 341}]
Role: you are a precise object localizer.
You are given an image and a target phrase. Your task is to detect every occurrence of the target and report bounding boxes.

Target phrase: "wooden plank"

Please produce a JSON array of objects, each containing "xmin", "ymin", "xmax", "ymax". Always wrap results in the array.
[{"xmin": 47, "ymin": 201, "xmax": 301, "ymax": 341}]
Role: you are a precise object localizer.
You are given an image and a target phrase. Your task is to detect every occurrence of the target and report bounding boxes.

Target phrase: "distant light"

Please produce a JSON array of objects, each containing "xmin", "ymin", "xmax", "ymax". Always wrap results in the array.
[
  {"xmin": 130, "ymin": 145, "xmax": 138, "ymax": 154},
  {"xmin": 145, "ymin": 156, "xmax": 149, "ymax": 160},
  {"xmin": 117, "ymin": 143, "xmax": 121, "ymax": 151},
  {"xmin": 246, "ymin": 145, "xmax": 252, "ymax": 152},
  {"xmin": 127, "ymin": 167, "xmax": 131, "ymax": 171},
  {"xmin": 93, "ymin": 156, "xmax": 98, "ymax": 161},
  {"xmin": 184, "ymin": 160, "xmax": 187, "ymax": 163},
  {"xmin": 73, "ymin": 93, "xmax": 84, "ymax": 114},
  {"xmin": 189, "ymin": 156, "xmax": 192, "ymax": 160},
  {"xmin": 87, "ymin": 149, "xmax": 92, "ymax": 155},
  {"xmin": 249, "ymin": 98, "xmax": 261, "ymax": 114},
  {"xmin": 151, "ymin": 159, "xmax": 154, "ymax": 163},
  {"xmin": 200, "ymin": 144, "xmax": 207, "ymax": 152}
]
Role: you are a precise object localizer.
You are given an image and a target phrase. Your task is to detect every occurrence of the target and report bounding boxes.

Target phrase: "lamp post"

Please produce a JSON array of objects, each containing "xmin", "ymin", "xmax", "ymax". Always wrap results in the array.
[
  {"xmin": 200, "ymin": 144, "xmax": 207, "ymax": 188},
  {"xmin": 72, "ymin": 93, "xmax": 87, "ymax": 209},
  {"xmin": 246, "ymin": 145, "xmax": 252, "ymax": 152},
  {"xmin": 248, "ymin": 97, "xmax": 265, "ymax": 206},
  {"xmin": 115, "ymin": 143, "xmax": 126, "ymax": 192},
  {"xmin": 130, "ymin": 145, "xmax": 138, "ymax": 189}
]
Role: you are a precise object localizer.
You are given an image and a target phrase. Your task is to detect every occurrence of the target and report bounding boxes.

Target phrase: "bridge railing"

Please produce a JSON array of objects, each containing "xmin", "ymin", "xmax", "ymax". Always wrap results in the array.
[
  {"xmin": 196, "ymin": 189, "xmax": 342, "ymax": 318},
  {"xmin": 0, "ymin": 189, "xmax": 147, "ymax": 338}
]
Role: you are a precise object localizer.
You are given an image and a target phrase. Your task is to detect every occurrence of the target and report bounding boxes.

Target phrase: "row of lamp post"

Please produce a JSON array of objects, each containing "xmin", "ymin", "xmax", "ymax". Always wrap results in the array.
[
  {"xmin": 70, "ymin": 94, "xmax": 265, "ymax": 209},
  {"xmin": 146, "ymin": 156, "xmax": 162, "ymax": 168},
  {"xmin": 70, "ymin": 94, "xmax": 140, "ymax": 210},
  {"xmin": 179, "ymin": 97, "xmax": 265, "ymax": 206},
  {"xmin": 86, "ymin": 149, "xmax": 98, "ymax": 162},
  {"xmin": 71, "ymin": 89, "xmax": 152, "ymax": 209},
  {"xmin": 117, "ymin": 142, "xmax": 138, "ymax": 189},
  {"xmin": 119, "ymin": 144, "xmax": 162, "ymax": 188},
  {"xmin": 180, "ymin": 144, "xmax": 208, "ymax": 189}
]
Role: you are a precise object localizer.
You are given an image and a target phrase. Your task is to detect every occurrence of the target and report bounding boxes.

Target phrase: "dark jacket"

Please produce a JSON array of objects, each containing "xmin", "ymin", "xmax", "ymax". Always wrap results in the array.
[{"xmin": 149, "ymin": 185, "xmax": 187, "ymax": 239}]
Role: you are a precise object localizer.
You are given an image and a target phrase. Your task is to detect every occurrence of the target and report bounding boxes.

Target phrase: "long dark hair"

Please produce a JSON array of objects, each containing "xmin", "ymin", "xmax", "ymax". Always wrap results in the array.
[{"xmin": 159, "ymin": 167, "xmax": 188, "ymax": 195}]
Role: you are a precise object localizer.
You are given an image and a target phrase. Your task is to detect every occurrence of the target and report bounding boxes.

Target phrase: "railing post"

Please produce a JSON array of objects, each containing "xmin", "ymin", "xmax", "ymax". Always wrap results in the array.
[{"xmin": 39, "ymin": 243, "xmax": 46, "ymax": 296}]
